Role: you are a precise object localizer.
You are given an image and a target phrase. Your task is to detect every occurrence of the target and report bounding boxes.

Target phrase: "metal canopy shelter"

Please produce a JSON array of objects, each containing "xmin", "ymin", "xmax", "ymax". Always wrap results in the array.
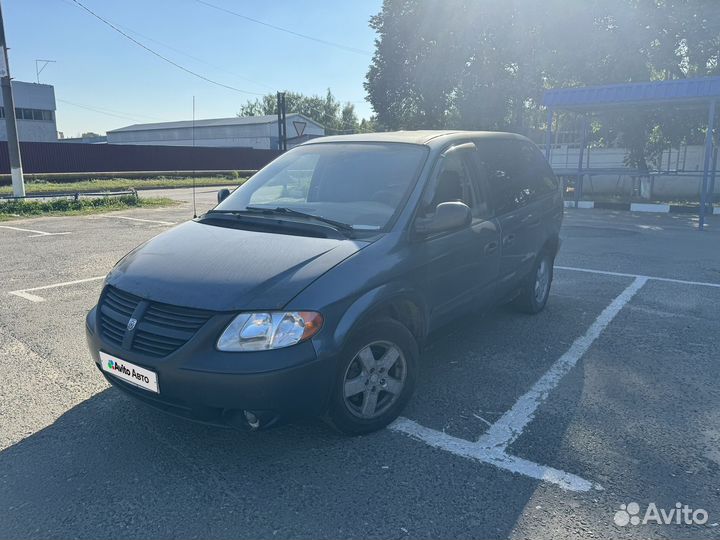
[{"xmin": 542, "ymin": 76, "xmax": 720, "ymax": 230}]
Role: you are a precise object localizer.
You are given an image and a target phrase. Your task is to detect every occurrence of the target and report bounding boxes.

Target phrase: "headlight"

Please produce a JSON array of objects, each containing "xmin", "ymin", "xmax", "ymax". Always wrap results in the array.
[{"xmin": 217, "ymin": 311, "xmax": 323, "ymax": 352}]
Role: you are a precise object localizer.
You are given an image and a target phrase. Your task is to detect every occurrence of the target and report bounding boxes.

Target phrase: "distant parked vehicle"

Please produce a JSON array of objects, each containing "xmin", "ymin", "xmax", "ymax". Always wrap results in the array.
[{"xmin": 86, "ymin": 130, "xmax": 563, "ymax": 435}]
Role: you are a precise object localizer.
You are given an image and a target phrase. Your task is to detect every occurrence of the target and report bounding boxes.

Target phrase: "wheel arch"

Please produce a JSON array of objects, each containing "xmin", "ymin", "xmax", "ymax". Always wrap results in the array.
[{"xmin": 332, "ymin": 283, "xmax": 429, "ymax": 350}]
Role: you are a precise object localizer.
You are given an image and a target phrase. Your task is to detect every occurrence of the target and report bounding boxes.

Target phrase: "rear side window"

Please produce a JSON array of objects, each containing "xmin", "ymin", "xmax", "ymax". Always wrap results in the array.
[
  {"xmin": 525, "ymin": 143, "xmax": 559, "ymax": 196},
  {"xmin": 478, "ymin": 139, "xmax": 557, "ymax": 215},
  {"xmin": 477, "ymin": 140, "xmax": 529, "ymax": 215}
]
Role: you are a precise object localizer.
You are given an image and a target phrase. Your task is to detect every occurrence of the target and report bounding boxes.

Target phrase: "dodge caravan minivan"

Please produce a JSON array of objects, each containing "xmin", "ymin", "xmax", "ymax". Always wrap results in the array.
[{"xmin": 86, "ymin": 131, "xmax": 563, "ymax": 435}]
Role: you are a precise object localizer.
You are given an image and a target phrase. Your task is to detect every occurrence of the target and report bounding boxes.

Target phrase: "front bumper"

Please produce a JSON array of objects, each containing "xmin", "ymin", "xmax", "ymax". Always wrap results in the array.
[{"xmin": 86, "ymin": 307, "xmax": 335, "ymax": 430}]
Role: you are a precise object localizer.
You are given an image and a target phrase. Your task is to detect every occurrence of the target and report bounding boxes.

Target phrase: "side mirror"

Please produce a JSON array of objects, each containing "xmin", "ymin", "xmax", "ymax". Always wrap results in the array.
[
  {"xmin": 217, "ymin": 188, "xmax": 231, "ymax": 204},
  {"xmin": 415, "ymin": 202, "xmax": 472, "ymax": 236}
]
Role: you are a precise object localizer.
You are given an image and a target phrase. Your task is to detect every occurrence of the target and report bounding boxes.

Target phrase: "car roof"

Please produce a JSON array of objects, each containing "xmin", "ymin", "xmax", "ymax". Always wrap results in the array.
[{"xmin": 303, "ymin": 130, "xmax": 529, "ymax": 148}]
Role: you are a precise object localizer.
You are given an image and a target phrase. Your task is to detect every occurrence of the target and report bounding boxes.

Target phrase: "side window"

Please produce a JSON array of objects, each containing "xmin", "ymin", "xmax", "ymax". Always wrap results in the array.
[
  {"xmin": 481, "ymin": 140, "xmax": 531, "ymax": 215},
  {"xmin": 468, "ymin": 151, "xmax": 492, "ymax": 219},
  {"xmin": 518, "ymin": 142, "xmax": 560, "ymax": 199},
  {"xmin": 529, "ymin": 145, "xmax": 559, "ymax": 195},
  {"xmin": 479, "ymin": 140, "xmax": 558, "ymax": 215},
  {"xmin": 422, "ymin": 151, "xmax": 475, "ymax": 214}
]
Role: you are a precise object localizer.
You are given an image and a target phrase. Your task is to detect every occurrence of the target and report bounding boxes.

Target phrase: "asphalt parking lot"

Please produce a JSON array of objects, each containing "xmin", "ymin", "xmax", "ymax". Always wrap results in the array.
[{"xmin": 2, "ymin": 187, "xmax": 720, "ymax": 539}]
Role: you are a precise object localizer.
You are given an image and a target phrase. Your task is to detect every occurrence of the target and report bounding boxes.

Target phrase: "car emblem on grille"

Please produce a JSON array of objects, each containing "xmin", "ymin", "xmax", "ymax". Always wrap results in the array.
[{"xmin": 127, "ymin": 318, "xmax": 137, "ymax": 331}]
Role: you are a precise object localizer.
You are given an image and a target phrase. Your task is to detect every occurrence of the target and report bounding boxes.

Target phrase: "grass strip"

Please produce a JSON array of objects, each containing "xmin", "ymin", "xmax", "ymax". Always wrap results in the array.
[
  {"xmin": 0, "ymin": 195, "xmax": 177, "ymax": 221},
  {"xmin": 0, "ymin": 176, "xmax": 246, "ymax": 196}
]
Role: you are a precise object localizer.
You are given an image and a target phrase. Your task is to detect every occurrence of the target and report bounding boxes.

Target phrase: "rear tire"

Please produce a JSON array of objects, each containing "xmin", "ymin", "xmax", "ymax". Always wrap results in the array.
[
  {"xmin": 326, "ymin": 319, "xmax": 418, "ymax": 436},
  {"xmin": 512, "ymin": 249, "xmax": 554, "ymax": 314}
]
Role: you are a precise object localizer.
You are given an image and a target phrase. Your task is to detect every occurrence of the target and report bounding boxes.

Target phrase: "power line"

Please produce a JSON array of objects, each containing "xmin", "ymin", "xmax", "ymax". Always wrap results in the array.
[
  {"xmin": 68, "ymin": 0, "xmax": 265, "ymax": 96},
  {"xmin": 57, "ymin": 99, "xmax": 167, "ymax": 123},
  {"xmin": 60, "ymin": 97, "xmax": 357, "ymax": 133},
  {"xmin": 194, "ymin": 0, "xmax": 372, "ymax": 56},
  {"xmin": 113, "ymin": 22, "xmax": 275, "ymax": 91},
  {"xmin": 63, "ymin": 0, "xmax": 369, "ymax": 129}
]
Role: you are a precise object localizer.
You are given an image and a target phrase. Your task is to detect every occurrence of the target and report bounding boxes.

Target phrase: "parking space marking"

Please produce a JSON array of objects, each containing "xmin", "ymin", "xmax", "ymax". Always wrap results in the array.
[
  {"xmin": 391, "ymin": 418, "xmax": 596, "ymax": 492},
  {"xmin": 113, "ymin": 216, "xmax": 175, "ymax": 225},
  {"xmin": 8, "ymin": 276, "xmax": 105, "ymax": 303},
  {"xmin": 0, "ymin": 225, "xmax": 72, "ymax": 238},
  {"xmin": 477, "ymin": 276, "xmax": 647, "ymax": 450},
  {"xmin": 556, "ymin": 265, "xmax": 720, "ymax": 288},
  {"xmin": 391, "ymin": 275, "xmax": 649, "ymax": 492}
]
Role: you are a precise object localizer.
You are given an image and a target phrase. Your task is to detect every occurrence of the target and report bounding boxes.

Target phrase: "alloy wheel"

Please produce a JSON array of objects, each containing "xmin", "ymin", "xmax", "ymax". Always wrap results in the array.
[{"xmin": 342, "ymin": 340, "xmax": 407, "ymax": 419}]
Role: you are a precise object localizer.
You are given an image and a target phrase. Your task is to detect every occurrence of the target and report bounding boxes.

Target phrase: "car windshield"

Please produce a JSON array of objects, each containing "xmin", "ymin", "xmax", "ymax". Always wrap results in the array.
[{"xmin": 214, "ymin": 142, "xmax": 428, "ymax": 231}]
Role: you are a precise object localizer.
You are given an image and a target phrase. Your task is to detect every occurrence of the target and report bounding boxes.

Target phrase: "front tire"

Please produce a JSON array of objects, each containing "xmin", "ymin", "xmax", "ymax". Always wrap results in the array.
[
  {"xmin": 327, "ymin": 319, "xmax": 418, "ymax": 435},
  {"xmin": 512, "ymin": 249, "xmax": 554, "ymax": 314}
]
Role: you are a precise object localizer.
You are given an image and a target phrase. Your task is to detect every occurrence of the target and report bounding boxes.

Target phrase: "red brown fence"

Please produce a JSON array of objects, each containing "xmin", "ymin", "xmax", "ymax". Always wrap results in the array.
[{"xmin": 0, "ymin": 141, "xmax": 281, "ymax": 175}]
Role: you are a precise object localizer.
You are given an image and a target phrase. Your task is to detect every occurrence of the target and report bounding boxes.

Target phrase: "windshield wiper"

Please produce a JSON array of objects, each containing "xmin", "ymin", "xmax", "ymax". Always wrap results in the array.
[{"xmin": 244, "ymin": 206, "xmax": 356, "ymax": 234}]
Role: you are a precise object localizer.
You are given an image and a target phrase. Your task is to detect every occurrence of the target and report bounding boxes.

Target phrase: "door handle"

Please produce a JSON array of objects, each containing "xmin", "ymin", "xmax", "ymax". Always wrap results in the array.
[
  {"xmin": 503, "ymin": 234, "xmax": 516, "ymax": 246},
  {"xmin": 521, "ymin": 214, "xmax": 541, "ymax": 227},
  {"xmin": 484, "ymin": 241, "xmax": 498, "ymax": 254}
]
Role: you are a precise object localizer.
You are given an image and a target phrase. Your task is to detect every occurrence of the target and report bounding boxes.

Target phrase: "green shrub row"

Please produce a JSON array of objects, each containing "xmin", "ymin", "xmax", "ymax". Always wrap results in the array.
[{"xmin": 0, "ymin": 195, "xmax": 142, "ymax": 217}]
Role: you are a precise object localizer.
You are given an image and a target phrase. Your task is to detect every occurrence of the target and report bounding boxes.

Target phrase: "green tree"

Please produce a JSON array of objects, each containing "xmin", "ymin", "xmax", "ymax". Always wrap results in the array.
[
  {"xmin": 365, "ymin": 0, "xmax": 720, "ymax": 166},
  {"xmin": 238, "ymin": 89, "xmax": 362, "ymax": 134},
  {"xmin": 340, "ymin": 103, "xmax": 359, "ymax": 131}
]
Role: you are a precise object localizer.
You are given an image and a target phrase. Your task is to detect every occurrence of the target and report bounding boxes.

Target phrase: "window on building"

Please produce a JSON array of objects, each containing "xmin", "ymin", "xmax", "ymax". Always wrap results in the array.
[{"xmin": 11, "ymin": 107, "xmax": 54, "ymax": 122}]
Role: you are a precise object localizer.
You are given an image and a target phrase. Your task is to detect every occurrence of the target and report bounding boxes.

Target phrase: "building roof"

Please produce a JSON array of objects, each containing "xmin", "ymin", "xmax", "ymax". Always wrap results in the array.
[
  {"xmin": 543, "ymin": 76, "xmax": 720, "ymax": 109},
  {"xmin": 108, "ymin": 113, "xmax": 321, "ymax": 133},
  {"xmin": 305, "ymin": 130, "xmax": 526, "ymax": 146}
]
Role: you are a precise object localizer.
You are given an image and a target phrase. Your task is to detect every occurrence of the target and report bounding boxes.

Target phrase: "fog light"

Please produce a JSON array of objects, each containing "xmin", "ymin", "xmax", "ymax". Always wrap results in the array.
[{"xmin": 244, "ymin": 410, "xmax": 260, "ymax": 429}]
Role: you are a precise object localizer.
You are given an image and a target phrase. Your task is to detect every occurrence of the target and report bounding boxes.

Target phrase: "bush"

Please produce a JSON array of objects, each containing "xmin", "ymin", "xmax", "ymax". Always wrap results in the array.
[{"xmin": 0, "ymin": 195, "xmax": 141, "ymax": 217}]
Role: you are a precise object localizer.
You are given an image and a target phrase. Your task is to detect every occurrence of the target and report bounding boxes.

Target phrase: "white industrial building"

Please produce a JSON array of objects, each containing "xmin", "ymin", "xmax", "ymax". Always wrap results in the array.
[
  {"xmin": 107, "ymin": 113, "xmax": 324, "ymax": 150},
  {"xmin": 0, "ymin": 81, "xmax": 57, "ymax": 142}
]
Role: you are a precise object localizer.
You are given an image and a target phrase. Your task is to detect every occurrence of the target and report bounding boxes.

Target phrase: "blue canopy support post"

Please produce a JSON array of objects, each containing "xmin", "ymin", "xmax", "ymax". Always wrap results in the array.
[
  {"xmin": 699, "ymin": 100, "xmax": 716, "ymax": 231},
  {"xmin": 575, "ymin": 115, "xmax": 588, "ymax": 206},
  {"xmin": 709, "ymin": 146, "xmax": 718, "ymax": 208},
  {"xmin": 544, "ymin": 108, "xmax": 554, "ymax": 160}
]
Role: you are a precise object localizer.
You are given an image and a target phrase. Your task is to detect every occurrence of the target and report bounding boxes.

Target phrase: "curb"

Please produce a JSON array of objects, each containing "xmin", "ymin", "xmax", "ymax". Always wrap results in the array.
[
  {"xmin": 564, "ymin": 200, "xmax": 595, "ymax": 209},
  {"xmin": 564, "ymin": 200, "xmax": 716, "ymax": 214}
]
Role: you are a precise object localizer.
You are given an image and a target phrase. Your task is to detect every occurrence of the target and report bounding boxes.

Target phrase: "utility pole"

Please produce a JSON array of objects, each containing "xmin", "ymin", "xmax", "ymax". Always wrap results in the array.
[
  {"xmin": 276, "ymin": 92, "xmax": 287, "ymax": 152},
  {"xmin": 281, "ymin": 92, "xmax": 287, "ymax": 151},
  {"xmin": 0, "ymin": 1, "xmax": 24, "ymax": 197},
  {"xmin": 276, "ymin": 92, "xmax": 282, "ymax": 151}
]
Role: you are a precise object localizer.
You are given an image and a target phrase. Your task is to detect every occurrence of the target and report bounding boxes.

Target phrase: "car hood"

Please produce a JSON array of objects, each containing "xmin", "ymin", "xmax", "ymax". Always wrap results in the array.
[{"xmin": 106, "ymin": 220, "xmax": 368, "ymax": 311}]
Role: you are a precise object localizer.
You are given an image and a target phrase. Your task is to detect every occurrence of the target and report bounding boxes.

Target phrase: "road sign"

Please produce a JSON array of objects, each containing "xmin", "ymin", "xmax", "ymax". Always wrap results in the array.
[{"xmin": 293, "ymin": 121, "xmax": 306, "ymax": 137}]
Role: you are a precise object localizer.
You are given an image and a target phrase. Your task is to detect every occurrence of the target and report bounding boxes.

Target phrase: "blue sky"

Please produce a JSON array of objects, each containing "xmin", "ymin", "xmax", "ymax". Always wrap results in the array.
[{"xmin": 5, "ymin": 0, "xmax": 381, "ymax": 137}]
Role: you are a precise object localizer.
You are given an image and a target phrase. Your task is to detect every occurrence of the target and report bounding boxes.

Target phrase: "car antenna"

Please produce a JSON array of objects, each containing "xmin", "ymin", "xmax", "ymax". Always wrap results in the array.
[{"xmin": 192, "ymin": 95, "xmax": 197, "ymax": 218}]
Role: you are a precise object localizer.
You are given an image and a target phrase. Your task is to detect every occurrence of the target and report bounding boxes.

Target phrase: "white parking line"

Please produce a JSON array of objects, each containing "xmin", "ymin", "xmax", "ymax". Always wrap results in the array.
[
  {"xmin": 478, "ymin": 276, "xmax": 647, "ymax": 450},
  {"xmin": 8, "ymin": 276, "xmax": 105, "ymax": 303},
  {"xmin": 113, "ymin": 216, "xmax": 175, "ymax": 226},
  {"xmin": 391, "ymin": 418, "xmax": 596, "ymax": 492},
  {"xmin": 0, "ymin": 225, "xmax": 72, "ymax": 238},
  {"xmin": 391, "ymin": 275, "xmax": 649, "ymax": 492},
  {"xmin": 556, "ymin": 265, "xmax": 720, "ymax": 288}
]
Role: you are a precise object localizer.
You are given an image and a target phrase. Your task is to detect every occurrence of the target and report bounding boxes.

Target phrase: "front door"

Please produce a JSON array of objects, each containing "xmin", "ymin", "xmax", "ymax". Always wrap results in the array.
[{"xmin": 412, "ymin": 143, "xmax": 501, "ymax": 330}]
